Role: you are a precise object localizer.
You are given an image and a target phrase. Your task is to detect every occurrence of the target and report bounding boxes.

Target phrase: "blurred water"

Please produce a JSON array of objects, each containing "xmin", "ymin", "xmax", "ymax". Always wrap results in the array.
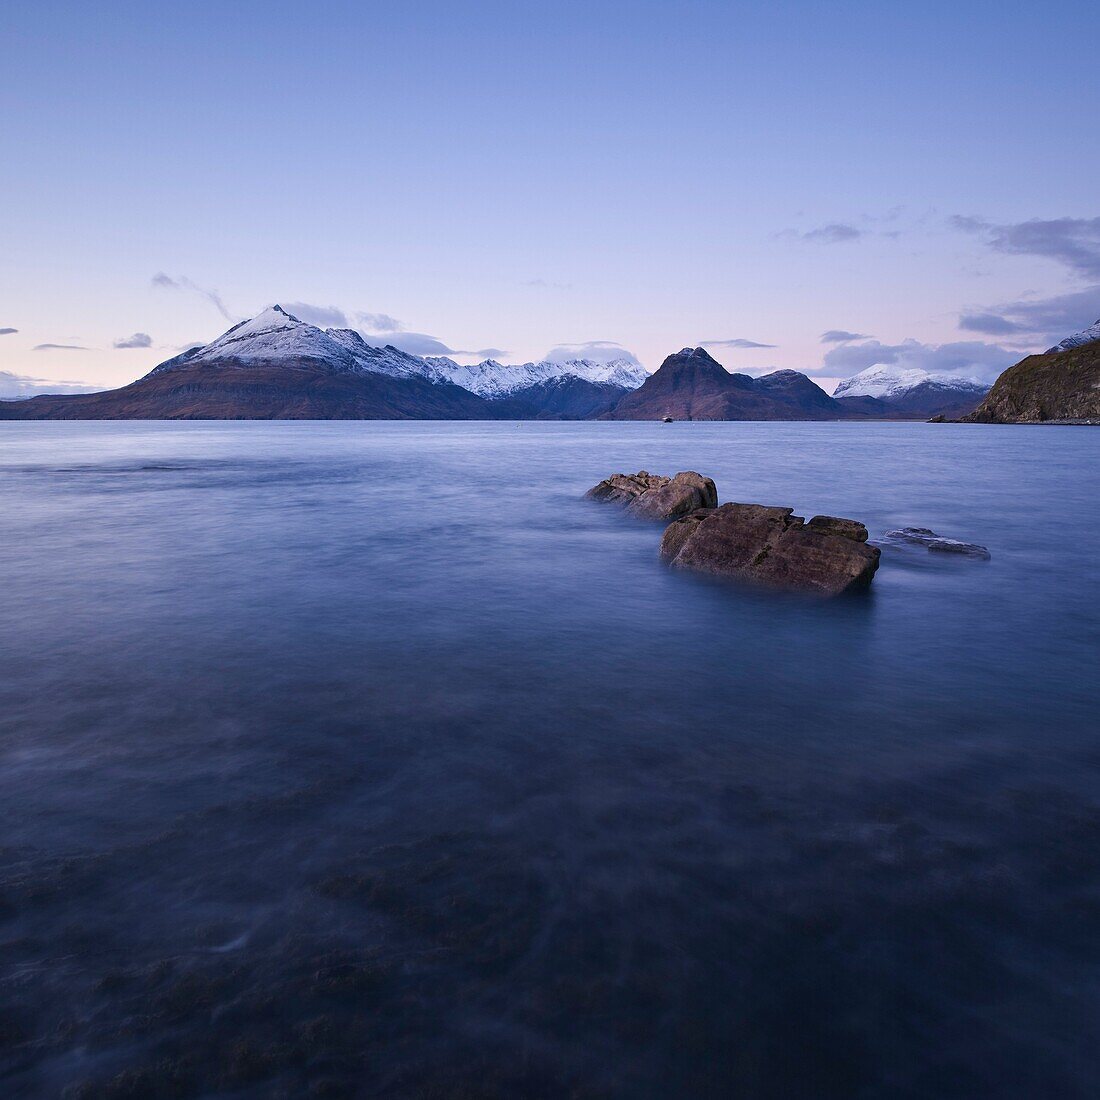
[{"xmin": 0, "ymin": 420, "xmax": 1098, "ymax": 1098}]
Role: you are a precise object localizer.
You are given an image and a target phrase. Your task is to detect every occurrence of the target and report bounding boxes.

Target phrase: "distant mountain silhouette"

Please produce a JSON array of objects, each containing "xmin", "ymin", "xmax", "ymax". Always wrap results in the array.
[{"xmin": 603, "ymin": 347, "xmax": 864, "ymax": 420}]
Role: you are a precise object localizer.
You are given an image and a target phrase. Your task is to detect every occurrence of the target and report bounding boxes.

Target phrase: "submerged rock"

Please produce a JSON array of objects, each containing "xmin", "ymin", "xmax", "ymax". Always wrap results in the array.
[
  {"xmin": 879, "ymin": 527, "xmax": 991, "ymax": 560},
  {"xmin": 586, "ymin": 470, "xmax": 718, "ymax": 520},
  {"xmin": 660, "ymin": 504, "xmax": 880, "ymax": 596}
]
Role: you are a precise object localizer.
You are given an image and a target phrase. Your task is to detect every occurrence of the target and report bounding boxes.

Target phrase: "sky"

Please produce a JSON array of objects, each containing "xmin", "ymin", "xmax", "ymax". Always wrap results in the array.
[{"xmin": 2, "ymin": 0, "xmax": 1099, "ymax": 396}]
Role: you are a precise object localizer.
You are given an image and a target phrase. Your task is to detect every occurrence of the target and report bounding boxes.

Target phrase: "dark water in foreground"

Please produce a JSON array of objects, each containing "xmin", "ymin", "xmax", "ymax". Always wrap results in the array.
[{"xmin": 1, "ymin": 421, "xmax": 1098, "ymax": 1098}]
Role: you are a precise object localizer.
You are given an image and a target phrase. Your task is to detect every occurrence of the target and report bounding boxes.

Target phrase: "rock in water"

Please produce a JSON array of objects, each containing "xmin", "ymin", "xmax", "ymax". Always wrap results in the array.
[
  {"xmin": 806, "ymin": 515, "xmax": 870, "ymax": 542},
  {"xmin": 660, "ymin": 504, "xmax": 880, "ymax": 596},
  {"xmin": 586, "ymin": 471, "xmax": 718, "ymax": 520},
  {"xmin": 879, "ymin": 527, "xmax": 990, "ymax": 560}
]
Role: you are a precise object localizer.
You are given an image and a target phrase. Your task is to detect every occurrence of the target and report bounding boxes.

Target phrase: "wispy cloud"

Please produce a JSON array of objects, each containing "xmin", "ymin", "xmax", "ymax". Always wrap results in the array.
[
  {"xmin": 524, "ymin": 278, "xmax": 572, "ymax": 290},
  {"xmin": 356, "ymin": 312, "xmax": 404, "ymax": 333},
  {"xmin": 113, "ymin": 332, "xmax": 153, "ymax": 349},
  {"xmin": 281, "ymin": 302, "xmax": 349, "ymax": 328},
  {"xmin": 33, "ymin": 343, "xmax": 89, "ymax": 351},
  {"xmin": 951, "ymin": 215, "xmax": 1100, "ymax": 279},
  {"xmin": 957, "ymin": 285, "xmax": 1100, "ymax": 342},
  {"xmin": 699, "ymin": 338, "xmax": 777, "ymax": 350},
  {"xmin": 151, "ymin": 273, "xmax": 234, "ymax": 320},
  {"xmin": 821, "ymin": 329, "xmax": 872, "ymax": 343},
  {"xmin": 359, "ymin": 330, "xmax": 503, "ymax": 359},
  {"xmin": 803, "ymin": 223, "xmax": 862, "ymax": 244},
  {"xmin": 543, "ymin": 341, "xmax": 641, "ymax": 367},
  {"xmin": 949, "ymin": 215, "xmax": 1100, "ymax": 345},
  {"xmin": 0, "ymin": 327, "xmax": 17, "ymax": 336},
  {"xmin": 0, "ymin": 370, "xmax": 101, "ymax": 398}
]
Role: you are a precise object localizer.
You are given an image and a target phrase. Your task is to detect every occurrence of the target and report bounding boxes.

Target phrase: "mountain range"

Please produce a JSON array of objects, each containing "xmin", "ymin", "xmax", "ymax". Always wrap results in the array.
[
  {"xmin": 831, "ymin": 365, "xmax": 990, "ymax": 420},
  {"xmin": 601, "ymin": 348, "xmax": 990, "ymax": 421},
  {"xmin": 1, "ymin": 307, "xmax": 646, "ymax": 421},
  {"xmin": 0, "ymin": 305, "xmax": 999, "ymax": 421}
]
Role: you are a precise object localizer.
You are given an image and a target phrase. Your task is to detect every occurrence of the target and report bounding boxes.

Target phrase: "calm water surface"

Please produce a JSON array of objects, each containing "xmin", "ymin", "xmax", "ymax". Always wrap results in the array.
[{"xmin": 1, "ymin": 421, "xmax": 1098, "ymax": 1098}]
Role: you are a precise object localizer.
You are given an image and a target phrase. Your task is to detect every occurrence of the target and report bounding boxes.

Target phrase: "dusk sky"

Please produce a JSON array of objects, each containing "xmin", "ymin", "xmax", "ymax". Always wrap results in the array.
[{"xmin": 3, "ymin": 0, "xmax": 1099, "ymax": 394}]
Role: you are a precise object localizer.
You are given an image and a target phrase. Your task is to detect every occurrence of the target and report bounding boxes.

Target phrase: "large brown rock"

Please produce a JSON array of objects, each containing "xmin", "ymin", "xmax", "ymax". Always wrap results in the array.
[
  {"xmin": 660, "ymin": 503, "xmax": 880, "ymax": 596},
  {"xmin": 586, "ymin": 470, "xmax": 718, "ymax": 520}
]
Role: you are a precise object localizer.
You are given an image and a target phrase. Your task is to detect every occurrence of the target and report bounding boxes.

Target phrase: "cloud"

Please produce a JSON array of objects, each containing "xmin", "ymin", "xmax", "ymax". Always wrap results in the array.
[
  {"xmin": 356, "ymin": 312, "xmax": 404, "ymax": 333},
  {"xmin": 699, "ymin": 338, "xmax": 777, "ymax": 349},
  {"xmin": 357, "ymin": 330, "xmax": 500, "ymax": 359},
  {"xmin": 951, "ymin": 215, "xmax": 1100, "ymax": 279},
  {"xmin": 956, "ymin": 313, "xmax": 1025, "ymax": 336},
  {"xmin": 279, "ymin": 302, "xmax": 349, "ymax": 328},
  {"xmin": 113, "ymin": 332, "xmax": 153, "ymax": 349},
  {"xmin": 803, "ymin": 223, "xmax": 862, "ymax": 243},
  {"xmin": 0, "ymin": 370, "xmax": 101, "ymax": 399},
  {"xmin": 821, "ymin": 338, "xmax": 1015, "ymax": 383},
  {"xmin": 957, "ymin": 285, "xmax": 1100, "ymax": 343},
  {"xmin": 361, "ymin": 331, "xmax": 455, "ymax": 356},
  {"xmin": 151, "ymin": 273, "xmax": 234, "ymax": 320},
  {"xmin": 543, "ymin": 341, "xmax": 642, "ymax": 367},
  {"xmin": 32, "ymin": 343, "xmax": 89, "ymax": 351},
  {"xmin": 524, "ymin": 278, "xmax": 572, "ymax": 290},
  {"xmin": 0, "ymin": 327, "xmax": 17, "ymax": 336},
  {"xmin": 821, "ymin": 329, "xmax": 872, "ymax": 343}
]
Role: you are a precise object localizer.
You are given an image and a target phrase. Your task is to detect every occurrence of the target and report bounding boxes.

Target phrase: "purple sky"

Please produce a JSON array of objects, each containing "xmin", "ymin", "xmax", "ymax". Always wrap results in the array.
[{"xmin": 2, "ymin": 0, "xmax": 1098, "ymax": 396}]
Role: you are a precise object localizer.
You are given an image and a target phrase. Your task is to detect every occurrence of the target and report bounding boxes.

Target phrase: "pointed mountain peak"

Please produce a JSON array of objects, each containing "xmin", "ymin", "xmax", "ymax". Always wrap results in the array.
[
  {"xmin": 252, "ymin": 303, "xmax": 303, "ymax": 326},
  {"xmin": 658, "ymin": 346, "xmax": 726, "ymax": 373}
]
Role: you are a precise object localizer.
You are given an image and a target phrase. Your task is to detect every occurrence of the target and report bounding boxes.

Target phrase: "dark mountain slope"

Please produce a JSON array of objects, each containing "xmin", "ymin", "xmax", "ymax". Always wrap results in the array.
[
  {"xmin": 962, "ymin": 342, "xmax": 1100, "ymax": 423},
  {"xmin": 0, "ymin": 361, "xmax": 497, "ymax": 420},
  {"xmin": 493, "ymin": 376, "xmax": 631, "ymax": 419},
  {"xmin": 603, "ymin": 347, "xmax": 863, "ymax": 421}
]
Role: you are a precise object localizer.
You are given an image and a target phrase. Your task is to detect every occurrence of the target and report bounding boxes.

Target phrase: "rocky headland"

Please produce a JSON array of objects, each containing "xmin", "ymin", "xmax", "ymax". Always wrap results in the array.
[{"xmin": 962, "ymin": 338, "xmax": 1100, "ymax": 424}]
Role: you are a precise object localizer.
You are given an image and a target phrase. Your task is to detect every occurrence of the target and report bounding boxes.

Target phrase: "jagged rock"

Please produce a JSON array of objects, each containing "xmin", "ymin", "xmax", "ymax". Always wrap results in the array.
[
  {"xmin": 586, "ymin": 470, "xmax": 718, "ymax": 520},
  {"xmin": 805, "ymin": 515, "xmax": 869, "ymax": 542},
  {"xmin": 879, "ymin": 527, "xmax": 990, "ymax": 560},
  {"xmin": 660, "ymin": 504, "xmax": 880, "ymax": 596}
]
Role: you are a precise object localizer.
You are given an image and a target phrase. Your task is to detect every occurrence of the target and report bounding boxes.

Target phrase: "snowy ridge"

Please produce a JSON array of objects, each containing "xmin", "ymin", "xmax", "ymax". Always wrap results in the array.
[
  {"xmin": 833, "ymin": 364, "xmax": 986, "ymax": 401},
  {"xmin": 148, "ymin": 305, "xmax": 648, "ymax": 397},
  {"xmin": 1047, "ymin": 319, "xmax": 1100, "ymax": 354},
  {"xmin": 325, "ymin": 328, "xmax": 447, "ymax": 380},
  {"xmin": 424, "ymin": 356, "xmax": 647, "ymax": 397}
]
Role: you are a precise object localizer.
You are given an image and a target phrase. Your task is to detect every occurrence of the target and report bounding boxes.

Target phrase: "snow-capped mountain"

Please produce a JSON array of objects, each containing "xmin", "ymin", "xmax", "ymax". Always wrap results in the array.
[
  {"xmin": 149, "ymin": 305, "xmax": 375, "ymax": 376},
  {"xmin": 423, "ymin": 355, "xmax": 647, "ymax": 398},
  {"xmin": 833, "ymin": 364, "xmax": 986, "ymax": 401},
  {"xmin": 151, "ymin": 305, "xmax": 648, "ymax": 397},
  {"xmin": 325, "ymin": 327, "xmax": 446, "ymax": 380},
  {"xmin": 1047, "ymin": 319, "xmax": 1100, "ymax": 354}
]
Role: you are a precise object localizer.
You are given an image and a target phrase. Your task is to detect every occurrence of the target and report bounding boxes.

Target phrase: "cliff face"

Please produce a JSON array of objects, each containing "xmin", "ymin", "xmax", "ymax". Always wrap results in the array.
[{"xmin": 963, "ymin": 342, "xmax": 1100, "ymax": 423}]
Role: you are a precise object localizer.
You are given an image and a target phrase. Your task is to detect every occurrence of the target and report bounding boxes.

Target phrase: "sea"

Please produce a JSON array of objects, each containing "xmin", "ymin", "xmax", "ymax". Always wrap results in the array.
[{"xmin": 1, "ymin": 420, "xmax": 1098, "ymax": 1097}]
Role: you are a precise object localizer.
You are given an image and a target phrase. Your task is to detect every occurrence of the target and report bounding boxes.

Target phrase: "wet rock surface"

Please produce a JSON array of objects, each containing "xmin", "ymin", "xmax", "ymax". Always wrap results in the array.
[
  {"xmin": 879, "ymin": 527, "xmax": 991, "ymax": 560},
  {"xmin": 589, "ymin": 471, "xmax": 879, "ymax": 595},
  {"xmin": 586, "ymin": 470, "xmax": 718, "ymax": 520},
  {"xmin": 661, "ymin": 504, "xmax": 880, "ymax": 596}
]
